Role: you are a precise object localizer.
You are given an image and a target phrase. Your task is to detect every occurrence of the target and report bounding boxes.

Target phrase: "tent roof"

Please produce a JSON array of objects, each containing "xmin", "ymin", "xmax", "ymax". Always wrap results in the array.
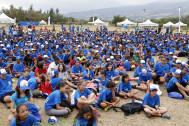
[
  {"xmin": 173, "ymin": 21, "xmax": 187, "ymax": 27},
  {"xmin": 139, "ymin": 19, "xmax": 158, "ymax": 26},
  {"xmin": 88, "ymin": 18, "xmax": 109, "ymax": 26},
  {"xmin": 163, "ymin": 22, "xmax": 175, "ymax": 27},
  {"xmin": 0, "ymin": 13, "xmax": 15, "ymax": 23},
  {"xmin": 117, "ymin": 18, "xmax": 137, "ymax": 26}
]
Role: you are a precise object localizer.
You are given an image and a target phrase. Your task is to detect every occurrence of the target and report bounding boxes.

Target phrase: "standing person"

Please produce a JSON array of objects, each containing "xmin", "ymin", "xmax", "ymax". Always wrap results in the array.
[
  {"xmin": 10, "ymin": 104, "xmax": 39, "ymax": 126},
  {"xmin": 74, "ymin": 105, "xmax": 97, "ymax": 126},
  {"xmin": 0, "ymin": 69, "xmax": 14, "ymax": 104},
  {"xmin": 45, "ymin": 82, "xmax": 72, "ymax": 116},
  {"xmin": 143, "ymin": 84, "xmax": 170, "ymax": 119}
]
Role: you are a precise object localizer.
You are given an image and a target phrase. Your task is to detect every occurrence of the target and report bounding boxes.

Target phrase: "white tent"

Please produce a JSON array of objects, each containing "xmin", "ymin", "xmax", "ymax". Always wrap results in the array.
[
  {"xmin": 139, "ymin": 19, "xmax": 158, "ymax": 27},
  {"xmin": 39, "ymin": 20, "xmax": 47, "ymax": 25},
  {"xmin": 173, "ymin": 21, "xmax": 187, "ymax": 27},
  {"xmin": 88, "ymin": 18, "xmax": 109, "ymax": 26},
  {"xmin": 163, "ymin": 22, "xmax": 175, "ymax": 27},
  {"xmin": 117, "ymin": 18, "xmax": 137, "ymax": 26},
  {"xmin": 0, "ymin": 13, "xmax": 15, "ymax": 23}
]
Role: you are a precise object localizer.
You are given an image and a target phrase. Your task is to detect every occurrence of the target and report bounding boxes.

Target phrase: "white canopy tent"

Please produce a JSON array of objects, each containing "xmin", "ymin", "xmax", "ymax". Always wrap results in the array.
[
  {"xmin": 173, "ymin": 21, "xmax": 187, "ymax": 27},
  {"xmin": 117, "ymin": 18, "xmax": 137, "ymax": 26},
  {"xmin": 39, "ymin": 20, "xmax": 47, "ymax": 25},
  {"xmin": 163, "ymin": 22, "xmax": 175, "ymax": 27},
  {"xmin": 0, "ymin": 13, "xmax": 15, "ymax": 24},
  {"xmin": 88, "ymin": 18, "xmax": 109, "ymax": 26},
  {"xmin": 139, "ymin": 19, "xmax": 158, "ymax": 27}
]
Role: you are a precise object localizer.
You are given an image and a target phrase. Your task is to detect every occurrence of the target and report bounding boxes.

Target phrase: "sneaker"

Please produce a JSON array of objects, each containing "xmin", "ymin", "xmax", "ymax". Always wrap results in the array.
[
  {"xmin": 104, "ymin": 107, "xmax": 110, "ymax": 112},
  {"xmin": 161, "ymin": 114, "xmax": 170, "ymax": 119},
  {"xmin": 146, "ymin": 113, "xmax": 152, "ymax": 118},
  {"xmin": 131, "ymin": 85, "xmax": 136, "ymax": 89},
  {"xmin": 132, "ymin": 95, "xmax": 138, "ymax": 99},
  {"xmin": 94, "ymin": 109, "xmax": 101, "ymax": 116},
  {"xmin": 185, "ymin": 96, "xmax": 189, "ymax": 101}
]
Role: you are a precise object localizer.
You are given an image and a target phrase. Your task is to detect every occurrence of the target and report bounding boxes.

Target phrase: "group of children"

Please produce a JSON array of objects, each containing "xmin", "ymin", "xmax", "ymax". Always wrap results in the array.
[{"xmin": 0, "ymin": 24, "xmax": 189, "ymax": 125}]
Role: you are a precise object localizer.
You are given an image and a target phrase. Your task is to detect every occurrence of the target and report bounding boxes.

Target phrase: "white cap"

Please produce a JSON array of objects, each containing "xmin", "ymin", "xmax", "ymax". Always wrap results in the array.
[
  {"xmin": 44, "ymin": 55, "xmax": 48, "ymax": 58},
  {"xmin": 15, "ymin": 44, "xmax": 18, "ymax": 46},
  {"xmin": 95, "ymin": 45, "xmax": 98, "ymax": 48},
  {"xmin": 7, "ymin": 44, "xmax": 10, "ymax": 48},
  {"xmin": 45, "ymin": 41, "xmax": 48, "ymax": 44},
  {"xmin": 110, "ymin": 56, "xmax": 114, "ymax": 60},
  {"xmin": 150, "ymin": 84, "xmax": 158, "ymax": 91},
  {"xmin": 56, "ymin": 45, "xmax": 59, "ymax": 49},
  {"xmin": 37, "ymin": 42, "xmax": 40, "ymax": 45},
  {"xmin": 30, "ymin": 43, "xmax": 33, "ymax": 46},
  {"xmin": 107, "ymin": 58, "xmax": 111, "ymax": 61},
  {"xmin": 41, "ymin": 44, "xmax": 45, "ymax": 48},
  {"xmin": 182, "ymin": 62, "xmax": 186, "ymax": 66},
  {"xmin": 0, "ymin": 69, "xmax": 7, "ymax": 75},
  {"xmin": 1, "ymin": 44, "xmax": 4, "ymax": 47},
  {"xmin": 173, "ymin": 56, "xmax": 177, "ymax": 59},
  {"xmin": 140, "ymin": 60, "xmax": 145, "ymax": 64},
  {"xmin": 176, "ymin": 60, "xmax": 181, "ymax": 64},
  {"xmin": 95, "ymin": 50, "xmax": 99, "ymax": 53},
  {"xmin": 169, "ymin": 52, "xmax": 173, "ymax": 55},
  {"xmin": 63, "ymin": 39, "xmax": 66, "ymax": 41},
  {"xmin": 78, "ymin": 45, "xmax": 81, "ymax": 48}
]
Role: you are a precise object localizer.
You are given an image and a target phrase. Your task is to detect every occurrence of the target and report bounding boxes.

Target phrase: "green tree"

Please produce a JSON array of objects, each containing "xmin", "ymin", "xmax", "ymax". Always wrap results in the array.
[
  {"xmin": 89, "ymin": 16, "xmax": 98, "ymax": 22},
  {"xmin": 112, "ymin": 15, "xmax": 126, "ymax": 26}
]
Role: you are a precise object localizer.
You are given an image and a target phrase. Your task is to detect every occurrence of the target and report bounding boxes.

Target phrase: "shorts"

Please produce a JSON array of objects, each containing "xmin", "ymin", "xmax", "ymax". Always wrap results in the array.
[
  {"xmin": 167, "ymin": 82, "xmax": 188, "ymax": 93},
  {"xmin": 0, "ymin": 91, "xmax": 15, "ymax": 103},
  {"xmin": 154, "ymin": 75, "xmax": 161, "ymax": 83},
  {"xmin": 75, "ymin": 103, "xmax": 80, "ymax": 110}
]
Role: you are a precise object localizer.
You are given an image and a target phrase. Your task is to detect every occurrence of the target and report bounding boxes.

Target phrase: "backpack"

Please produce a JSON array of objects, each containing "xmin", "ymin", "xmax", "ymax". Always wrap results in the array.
[{"xmin": 113, "ymin": 98, "xmax": 143, "ymax": 116}]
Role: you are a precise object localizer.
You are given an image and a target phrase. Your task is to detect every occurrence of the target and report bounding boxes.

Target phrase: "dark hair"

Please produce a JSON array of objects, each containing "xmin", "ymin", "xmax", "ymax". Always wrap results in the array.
[
  {"xmin": 75, "ymin": 105, "xmax": 97, "ymax": 125},
  {"xmin": 54, "ymin": 56, "xmax": 59, "ymax": 61},
  {"xmin": 77, "ymin": 80, "xmax": 86, "ymax": 88},
  {"xmin": 122, "ymin": 73, "xmax": 129, "ymax": 83},
  {"xmin": 107, "ymin": 81, "xmax": 115, "ymax": 88},
  {"xmin": 106, "ymin": 63, "xmax": 113, "ymax": 71},
  {"xmin": 99, "ymin": 70, "xmax": 106, "ymax": 77},
  {"xmin": 16, "ymin": 104, "xmax": 28, "ymax": 126},
  {"xmin": 86, "ymin": 62, "xmax": 92, "ymax": 68},
  {"xmin": 16, "ymin": 86, "xmax": 30, "ymax": 99},
  {"xmin": 55, "ymin": 82, "xmax": 68, "ymax": 90},
  {"xmin": 37, "ymin": 61, "xmax": 44, "ymax": 69},
  {"xmin": 38, "ymin": 75, "xmax": 46, "ymax": 82},
  {"xmin": 58, "ymin": 63, "xmax": 66, "ymax": 72},
  {"xmin": 23, "ymin": 68, "xmax": 31, "ymax": 73}
]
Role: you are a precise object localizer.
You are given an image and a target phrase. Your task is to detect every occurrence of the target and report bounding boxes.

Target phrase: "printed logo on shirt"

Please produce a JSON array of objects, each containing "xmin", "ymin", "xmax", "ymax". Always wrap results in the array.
[
  {"xmin": 25, "ymin": 98, "xmax": 28, "ymax": 102},
  {"xmin": 8, "ymin": 81, "xmax": 11, "ymax": 85}
]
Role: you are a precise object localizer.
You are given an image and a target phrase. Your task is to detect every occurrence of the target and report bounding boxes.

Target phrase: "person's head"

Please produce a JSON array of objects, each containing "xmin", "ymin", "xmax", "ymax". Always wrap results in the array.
[
  {"xmin": 172, "ymin": 56, "xmax": 177, "ymax": 62},
  {"xmin": 0, "ymin": 56, "xmax": 2, "ymax": 63},
  {"xmin": 0, "ymin": 69, "xmax": 7, "ymax": 79},
  {"xmin": 38, "ymin": 61, "xmax": 45, "ymax": 70},
  {"xmin": 79, "ymin": 51, "xmax": 84, "ymax": 57},
  {"xmin": 86, "ymin": 62, "xmax": 93, "ymax": 70},
  {"xmin": 77, "ymin": 80, "xmax": 87, "ymax": 91},
  {"xmin": 182, "ymin": 67, "xmax": 188, "ymax": 75},
  {"xmin": 106, "ymin": 63, "xmax": 113, "ymax": 71},
  {"xmin": 51, "ymin": 69, "xmax": 59, "ymax": 78},
  {"xmin": 23, "ymin": 68, "xmax": 30, "ymax": 78},
  {"xmin": 36, "ymin": 75, "xmax": 46, "ymax": 83},
  {"xmin": 161, "ymin": 56, "xmax": 167, "ymax": 65},
  {"xmin": 16, "ymin": 56, "xmax": 21, "ymax": 64},
  {"xmin": 122, "ymin": 73, "xmax": 129, "ymax": 84},
  {"xmin": 58, "ymin": 63, "xmax": 66, "ymax": 72},
  {"xmin": 99, "ymin": 70, "xmax": 106, "ymax": 78},
  {"xmin": 20, "ymin": 51, "xmax": 24, "ymax": 56},
  {"xmin": 149, "ymin": 84, "xmax": 158, "ymax": 97},
  {"xmin": 107, "ymin": 81, "xmax": 115, "ymax": 91},
  {"xmin": 54, "ymin": 57, "xmax": 60, "ymax": 65},
  {"xmin": 74, "ymin": 58, "xmax": 80, "ymax": 66},
  {"xmin": 140, "ymin": 60, "xmax": 145, "ymax": 68},
  {"xmin": 16, "ymin": 104, "xmax": 28, "ymax": 125},
  {"xmin": 175, "ymin": 60, "xmax": 182, "ymax": 68},
  {"xmin": 75, "ymin": 105, "xmax": 96, "ymax": 123},
  {"xmin": 174, "ymin": 69, "xmax": 182, "ymax": 79},
  {"xmin": 55, "ymin": 82, "xmax": 70, "ymax": 94},
  {"xmin": 16, "ymin": 80, "xmax": 30, "ymax": 98}
]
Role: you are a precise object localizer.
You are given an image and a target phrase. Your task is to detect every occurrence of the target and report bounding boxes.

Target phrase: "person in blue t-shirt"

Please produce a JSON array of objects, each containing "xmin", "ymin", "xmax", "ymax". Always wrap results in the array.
[
  {"xmin": 118, "ymin": 74, "xmax": 138, "ymax": 99},
  {"xmin": 83, "ymin": 62, "xmax": 95, "ymax": 81},
  {"xmin": 132, "ymin": 60, "xmax": 146, "ymax": 81},
  {"xmin": 70, "ymin": 59, "xmax": 84, "ymax": 80},
  {"xmin": 182, "ymin": 67, "xmax": 189, "ymax": 85},
  {"xmin": 8, "ymin": 80, "xmax": 34, "ymax": 123},
  {"xmin": 152, "ymin": 56, "xmax": 169, "ymax": 84},
  {"xmin": 96, "ymin": 70, "xmax": 109, "ymax": 92},
  {"xmin": 0, "ymin": 55, "xmax": 7, "ymax": 68},
  {"xmin": 74, "ymin": 105, "xmax": 97, "ymax": 126},
  {"xmin": 167, "ymin": 69, "xmax": 189, "ymax": 100},
  {"xmin": 143, "ymin": 84, "xmax": 170, "ymax": 119},
  {"xmin": 0, "ymin": 69, "xmax": 14, "ymax": 104},
  {"xmin": 105, "ymin": 63, "xmax": 119, "ymax": 85},
  {"xmin": 10, "ymin": 103, "xmax": 39, "ymax": 126},
  {"xmin": 170, "ymin": 60, "xmax": 182, "ymax": 76},
  {"xmin": 97, "ymin": 81, "xmax": 120, "ymax": 110},
  {"xmin": 45, "ymin": 82, "xmax": 72, "ymax": 116},
  {"xmin": 17, "ymin": 68, "xmax": 32, "ymax": 85},
  {"xmin": 13, "ymin": 56, "xmax": 25, "ymax": 78}
]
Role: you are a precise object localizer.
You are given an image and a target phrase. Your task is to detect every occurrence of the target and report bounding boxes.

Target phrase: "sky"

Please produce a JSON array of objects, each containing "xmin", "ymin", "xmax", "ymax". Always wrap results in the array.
[{"xmin": 0, "ymin": 0, "xmax": 187, "ymax": 14}]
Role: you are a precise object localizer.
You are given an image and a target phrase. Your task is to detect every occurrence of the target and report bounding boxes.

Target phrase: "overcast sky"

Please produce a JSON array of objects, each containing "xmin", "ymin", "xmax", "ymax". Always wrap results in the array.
[{"xmin": 0, "ymin": 0, "xmax": 187, "ymax": 14}]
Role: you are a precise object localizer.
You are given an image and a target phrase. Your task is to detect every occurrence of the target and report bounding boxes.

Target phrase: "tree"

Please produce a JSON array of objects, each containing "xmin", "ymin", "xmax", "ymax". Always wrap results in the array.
[
  {"xmin": 29, "ymin": 4, "xmax": 33, "ymax": 11},
  {"xmin": 112, "ymin": 15, "xmax": 126, "ymax": 26},
  {"xmin": 89, "ymin": 16, "xmax": 98, "ymax": 22},
  {"xmin": 56, "ymin": 8, "xmax": 59, "ymax": 14}
]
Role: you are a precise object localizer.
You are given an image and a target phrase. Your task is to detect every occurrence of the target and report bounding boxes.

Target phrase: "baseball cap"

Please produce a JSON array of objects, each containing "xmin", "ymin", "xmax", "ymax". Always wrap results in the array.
[
  {"xmin": 140, "ymin": 60, "xmax": 145, "ymax": 64},
  {"xmin": 174, "ymin": 69, "xmax": 182, "ymax": 75},
  {"xmin": 43, "ymin": 55, "xmax": 48, "ymax": 58},
  {"xmin": 19, "ymin": 80, "xmax": 29, "ymax": 90},
  {"xmin": 176, "ymin": 60, "xmax": 181, "ymax": 64},
  {"xmin": 0, "ymin": 69, "xmax": 7, "ymax": 75},
  {"xmin": 141, "ymin": 68, "xmax": 148, "ymax": 76},
  {"xmin": 169, "ymin": 52, "xmax": 173, "ymax": 55},
  {"xmin": 172, "ymin": 56, "xmax": 177, "ymax": 59},
  {"xmin": 16, "ymin": 56, "xmax": 21, "ymax": 60},
  {"xmin": 107, "ymin": 58, "xmax": 111, "ymax": 62},
  {"xmin": 149, "ymin": 84, "xmax": 158, "ymax": 91},
  {"xmin": 48, "ymin": 116, "xmax": 60, "ymax": 125},
  {"xmin": 110, "ymin": 56, "xmax": 114, "ymax": 60},
  {"xmin": 95, "ymin": 50, "xmax": 99, "ymax": 53},
  {"xmin": 182, "ymin": 62, "xmax": 186, "ymax": 66},
  {"xmin": 51, "ymin": 69, "xmax": 59, "ymax": 78}
]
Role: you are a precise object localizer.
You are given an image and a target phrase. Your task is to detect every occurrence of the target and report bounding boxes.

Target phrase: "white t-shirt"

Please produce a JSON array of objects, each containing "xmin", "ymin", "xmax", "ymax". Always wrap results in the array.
[{"xmin": 47, "ymin": 62, "xmax": 59, "ymax": 75}]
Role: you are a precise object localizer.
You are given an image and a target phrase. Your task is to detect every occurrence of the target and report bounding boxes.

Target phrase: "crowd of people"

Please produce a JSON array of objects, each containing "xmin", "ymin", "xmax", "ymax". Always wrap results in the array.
[{"xmin": 0, "ymin": 23, "xmax": 189, "ymax": 126}]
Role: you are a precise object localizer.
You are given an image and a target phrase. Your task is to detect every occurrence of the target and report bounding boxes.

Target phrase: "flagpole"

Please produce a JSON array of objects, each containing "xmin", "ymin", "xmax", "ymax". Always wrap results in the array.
[{"xmin": 179, "ymin": 7, "xmax": 181, "ymax": 33}]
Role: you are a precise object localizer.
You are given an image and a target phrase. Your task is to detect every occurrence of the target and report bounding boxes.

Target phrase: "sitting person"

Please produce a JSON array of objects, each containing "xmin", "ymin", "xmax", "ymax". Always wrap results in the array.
[
  {"xmin": 96, "ymin": 70, "xmax": 109, "ymax": 93},
  {"xmin": 74, "ymin": 105, "xmax": 97, "ymax": 126},
  {"xmin": 167, "ymin": 69, "xmax": 189, "ymax": 100},
  {"xmin": 17, "ymin": 68, "xmax": 32, "ymax": 85},
  {"xmin": 83, "ymin": 62, "xmax": 95, "ymax": 81},
  {"xmin": 118, "ymin": 73, "xmax": 138, "ymax": 99},
  {"xmin": 70, "ymin": 58, "xmax": 84, "ymax": 81},
  {"xmin": 13, "ymin": 56, "xmax": 25, "ymax": 78},
  {"xmin": 97, "ymin": 81, "xmax": 120, "ymax": 110},
  {"xmin": 105, "ymin": 63, "xmax": 119, "ymax": 85},
  {"xmin": 143, "ymin": 84, "xmax": 170, "ymax": 119},
  {"xmin": 34, "ymin": 61, "xmax": 50, "ymax": 80},
  {"xmin": 131, "ymin": 60, "xmax": 146, "ymax": 81}
]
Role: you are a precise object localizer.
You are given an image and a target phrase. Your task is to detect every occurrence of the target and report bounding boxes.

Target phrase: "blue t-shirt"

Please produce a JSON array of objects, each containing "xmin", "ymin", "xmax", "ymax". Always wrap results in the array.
[
  {"xmin": 142, "ymin": 93, "xmax": 160, "ymax": 108},
  {"xmin": 13, "ymin": 63, "xmax": 25, "ymax": 73},
  {"xmin": 97, "ymin": 88, "xmax": 114, "ymax": 105},
  {"xmin": 28, "ymin": 77, "xmax": 38, "ymax": 90},
  {"xmin": 96, "ymin": 77, "xmax": 109, "ymax": 88},
  {"xmin": 133, "ymin": 65, "xmax": 142, "ymax": 77},
  {"xmin": 10, "ymin": 114, "xmax": 39, "ymax": 126},
  {"xmin": 10, "ymin": 92, "xmax": 33, "ymax": 108},
  {"xmin": 0, "ymin": 74, "xmax": 13, "ymax": 98},
  {"xmin": 0, "ymin": 61, "xmax": 7, "ymax": 68},
  {"xmin": 71, "ymin": 65, "xmax": 84, "ymax": 74},
  {"xmin": 138, "ymin": 72, "xmax": 152, "ymax": 84},
  {"xmin": 74, "ymin": 88, "xmax": 92, "ymax": 105},
  {"xmin": 45, "ymin": 90, "xmax": 67, "ymax": 110},
  {"xmin": 83, "ymin": 69, "xmax": 95, "ymax": 80},
  {"xmin": 17, "ymin": 75, "xmax": 31, "ymax": 85},
  {"xmin": 75, "ymin": 117, "xmax": 97, "ymax": 126},
  {"xmin": 118, "ymin": 81, "xmax": 132, "ymax": 93},
  {"xmin": 124, "ymin": 60, "xmax": 131, "ymax": 71},
  {"xmin": 167, "ymin": 77, "xmax": 179, "ymax": 89},
  {"xmin": 50, "ymin": 78, "xmax": 63, "ymax": 91},
  {"xmin": 106, "ymin": 70, "xmax": 118, "ymax": 80},
  {"xmin": 153, "ymin": 63, "xmax": 169, "ymax": 76}
]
